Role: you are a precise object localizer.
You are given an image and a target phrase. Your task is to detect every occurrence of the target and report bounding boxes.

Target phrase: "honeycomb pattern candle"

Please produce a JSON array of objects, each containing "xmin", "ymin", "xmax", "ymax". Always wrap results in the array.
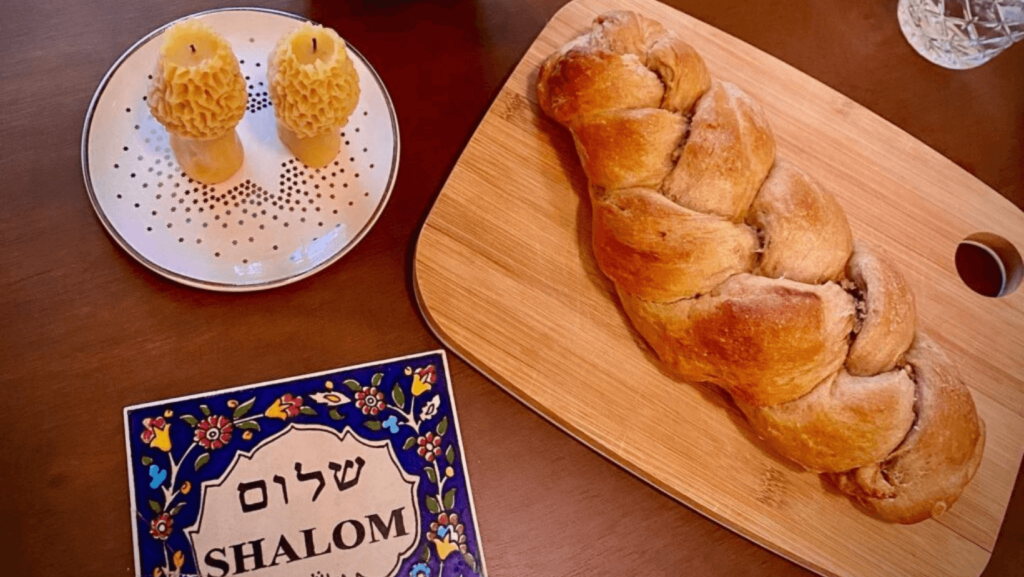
[
  {"xmin": 147, "ymin": 20, "xmax": 247, "ymax": 184},
  {"xmin": 268, "ymin": 23, "xmax": 360, "ymax": 168}
]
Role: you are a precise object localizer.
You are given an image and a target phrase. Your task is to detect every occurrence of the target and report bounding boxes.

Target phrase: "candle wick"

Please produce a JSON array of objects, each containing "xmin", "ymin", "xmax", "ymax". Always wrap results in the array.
[
  {"xmin": 312, "ymin": 37, "xmax": 317, "ymax": 53},
  {"xmin": 189, "ymin": 44, "xmax": 196, "ymax": 53}
]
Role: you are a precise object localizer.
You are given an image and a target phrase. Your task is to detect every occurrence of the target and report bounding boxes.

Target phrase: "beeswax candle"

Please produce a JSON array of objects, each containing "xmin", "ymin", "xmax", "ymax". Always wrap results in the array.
[
  {"xmin": 268, "ymin": 23, "xmax": 360, "ymax": 168},
  {"xmin": 147, "ymin": 20, "xmax": 247, "ymax": 184}
]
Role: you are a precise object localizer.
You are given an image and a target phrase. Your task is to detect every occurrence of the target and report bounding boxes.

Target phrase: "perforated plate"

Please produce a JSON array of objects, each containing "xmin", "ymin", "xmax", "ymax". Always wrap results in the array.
[{"xmin": 82, "ymin": 8, "xmax": 399, "ymax": 291}]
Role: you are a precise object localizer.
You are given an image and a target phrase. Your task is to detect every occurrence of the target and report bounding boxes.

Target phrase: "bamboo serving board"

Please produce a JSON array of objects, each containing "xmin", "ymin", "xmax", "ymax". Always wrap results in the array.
[{"xmin": 413, "ymin": 1, "xmax": 1024, "ymax": 575}]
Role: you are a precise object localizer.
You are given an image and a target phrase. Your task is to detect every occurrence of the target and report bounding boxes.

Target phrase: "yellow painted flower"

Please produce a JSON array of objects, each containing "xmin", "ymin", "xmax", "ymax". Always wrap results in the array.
[
  {"xmin": 181, "ymin": 481, "xmax": 192, "ymax": 495},
  {"xmin": 173, "ymin": 550, "xmax": 185, "ymax": 570},
  {"xmin": 265, "ymin": 393, "xmax": 303, "ymax": 420},
  {"xmin": 427, "ymin": 513, "xmax": 467, "ymax": 561},
  {"xmin": 445, "ymin": 466, "xmax": 455, "ymax": 478},
  {"xmin": 325, "ymin": 380, "xmax": 334, "ymax": 390},
  {"xmin": 243, "ymin": 430, "xmax": 254, "ymax": 441},
  {"xmin": 163, "ymin": 409, "xmax": 174, "ymax": 418},
  {"xmin": 227, "ymin": 399, "xmax": 239, "ymax": 409},
  {"xmin": 406, "ymin": 364, "xmax": 437, "ymax": 396},
  {"xmin": 433, "ymin": 535, "xmax": 459, "ymax": 560},
  {"xmin": 141, "ymin": 417, "xmax": 173, "ymax": 453}
]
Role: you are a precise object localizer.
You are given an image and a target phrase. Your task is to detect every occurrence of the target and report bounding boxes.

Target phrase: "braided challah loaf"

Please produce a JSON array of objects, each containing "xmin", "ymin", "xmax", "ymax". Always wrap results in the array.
[{"xmin": 537, "ymin": 10, "xmax": 985, "ymax": 523}]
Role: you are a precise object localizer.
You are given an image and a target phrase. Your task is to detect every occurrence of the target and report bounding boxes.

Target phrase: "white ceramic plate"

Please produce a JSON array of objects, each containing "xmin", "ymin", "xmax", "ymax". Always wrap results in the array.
[{"xmin": 82, "ymin": 8, "xmax": 399, "ymax": 291}]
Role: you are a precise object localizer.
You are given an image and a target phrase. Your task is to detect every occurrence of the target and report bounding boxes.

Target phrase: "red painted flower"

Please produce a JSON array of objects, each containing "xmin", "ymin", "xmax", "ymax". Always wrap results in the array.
[
  {"xmin": 416, "ymin": 365, "xmax": 437, "ymax": 386},
  {"xmin": 355, "ymin": 386, "xmax": 386, "ymax": 416},
  {"xmin": 281, "ymin": 394, "xmax": 303, "ymax": 417},
  {"xmin": 140, "ymin": 417, "xmax": 164, "ymax": 444},
  {"xmin": 150, "ymin": 512, "xmax": 173, "ymax": 540},
  {"xmin": 416, "ymin": 431, "xmax": 443, "ymax": 462},
  {"xmin": 266, "ymin": 393, "xmax": 303, "ymax": 420},
  {"xmin": 194, "ymin": 415, "xmax": 233, "ymax": 450}
]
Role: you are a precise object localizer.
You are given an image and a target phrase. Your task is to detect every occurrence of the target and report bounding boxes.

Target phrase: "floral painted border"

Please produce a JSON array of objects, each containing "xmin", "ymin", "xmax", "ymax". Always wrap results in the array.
[{"xmin": 125, "ymin": 351, "xmax": 484, "ymax": 577}]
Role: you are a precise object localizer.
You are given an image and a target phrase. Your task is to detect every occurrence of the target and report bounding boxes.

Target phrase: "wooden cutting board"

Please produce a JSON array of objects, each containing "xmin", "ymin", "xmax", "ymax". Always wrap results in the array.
[{"xmin": 413, "ymin": 1, "xmax": 1024, "ymax": 575}]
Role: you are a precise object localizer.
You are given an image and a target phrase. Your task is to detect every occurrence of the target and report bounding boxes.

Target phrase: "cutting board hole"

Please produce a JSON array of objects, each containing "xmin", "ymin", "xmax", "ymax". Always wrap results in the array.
[{"xmin": 955, "ymin": 233, "xmax": 1022, "ymax": 297}]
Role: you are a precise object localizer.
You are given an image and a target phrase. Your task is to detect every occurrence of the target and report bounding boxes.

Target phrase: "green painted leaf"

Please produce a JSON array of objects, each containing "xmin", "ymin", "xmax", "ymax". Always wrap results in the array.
[
  {"xmin": 344, "ymin": 379, "xmax": 363, "ymax": 393},
  {"xmin": 445, "ymin": 445, "xmax": 455, "ymax": 465},
  {"xmin": 180, "ymin": 414, "xmax": 198, "ymax": 427},
  {"xmin": 425, "ymin": 495, "xmax": 440, "ymax": 514},
  {"xmin": 169, "ymin": 503, "xmax": 185, "ymax": 516},
  {"xmin": 425, "ymin": 467, "xmax": 438, "ymax": 484},
  {"xmin": 237, "ymin": 421, "xmax": 261, "ymax": 431},
  {"xmin": 194, "ymin": 452, "xmax": 210, "ymax": 472},
  {"xmin": 199, "ymin": 404, "xmax": 211, "ymax": 417},
  {"xmin": 403, "ymin": 437, "xmax": 416, "ymax": 451},
  {"xmin": 436, "ymin": 416, "xmax": 449, "ymax": 437},
  {"xmin": 299, "ymin": 406, "xmax": 317, "ymax": 416},
  {"xmin": 392, "ymin": 385, "xmax": 406, "ymax": 408},
  {"xmin": 443, "ymin": 487, "xmax": 456, "ymax": 510},
  {"xmin": 371, "ymin": 372, "xmax": 383, "ymax": 388},
  {"xmin": 329, "ymin": 408, "xmax": 344, "ymax": 421},
  {"xmin": 365, "ymin": 421, "xmax": 382, "ymax": 431},
  {"xmin": 148, "ymin": 500, "xmax": 161, "ymax": 513},
  {"xmin": 141, "ymin": 456, "xmax": 153, "ymax": 466},
  {"xmin": 420, "ymin": 544, "xmax": 431, "ymax": 563},
  {"xmin": 233, "ymin": 397, "xmax": 256, "ymax": 420}
]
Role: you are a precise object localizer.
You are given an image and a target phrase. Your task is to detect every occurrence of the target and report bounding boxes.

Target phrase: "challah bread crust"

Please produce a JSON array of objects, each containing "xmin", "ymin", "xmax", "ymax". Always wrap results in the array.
[
  {"xmin": 738, "ymin": 368, "xmax": 916, "ymax": 473},
  {"xmin": 845, "ymin": 243, "xmax": 917, "ymax": 376},
  {"xmin": 537, "ymin": 10, "xmax": 711, "ymax": 123},
  {"xmin": 662, "ymin": 81, "xmax": 776, "ymax": 222},
  {"xmin": 538, "ymin": 48, "xmax": 664, "ymax": 125},
  {"xmin": 747, "ymin": 161, "xmax": 854, "ymax": 284},
  {"xmin": 619, "ymin": 274, "xmax": 856, "ymax": 407},
  {"xmin": 537, "ymin": 10, "xmax": 984, "ymax": 523},
  {"xmin": 570, "ymin": 108, "xmax": 687, "ymax": 190},
  {"xmin": 828, "ymin": 336, "xmax": 985, "ymax": 523},
  {"xmin": 592, "ymin": 187, "xmax": 759, "ymax": 302}
]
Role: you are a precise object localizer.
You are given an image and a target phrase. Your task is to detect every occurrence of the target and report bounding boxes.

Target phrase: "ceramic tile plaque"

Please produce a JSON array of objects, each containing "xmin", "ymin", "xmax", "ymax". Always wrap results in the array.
[{"xmin": 125, "ymin": 351, "xmax": 484, "ymax": 577}]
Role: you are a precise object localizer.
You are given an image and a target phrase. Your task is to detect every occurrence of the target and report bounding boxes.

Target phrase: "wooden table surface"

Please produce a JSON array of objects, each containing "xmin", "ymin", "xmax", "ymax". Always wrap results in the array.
[{"xmin": 1, "ymin": 1, "xmax": 1021, "ymax": 575}]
